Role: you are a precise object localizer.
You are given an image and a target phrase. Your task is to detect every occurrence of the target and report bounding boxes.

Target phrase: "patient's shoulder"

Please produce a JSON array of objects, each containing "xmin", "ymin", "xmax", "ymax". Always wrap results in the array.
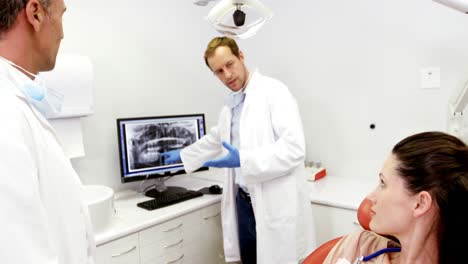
[{"xmin": 324, "ymin": 230, "xmax": 400, "ymax": 264}]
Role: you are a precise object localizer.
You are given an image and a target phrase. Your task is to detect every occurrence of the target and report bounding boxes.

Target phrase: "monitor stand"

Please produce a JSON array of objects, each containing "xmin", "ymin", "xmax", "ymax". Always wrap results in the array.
[{"xmin": 144, "ymin": 178, "xmax": 187, "ymax": 198}]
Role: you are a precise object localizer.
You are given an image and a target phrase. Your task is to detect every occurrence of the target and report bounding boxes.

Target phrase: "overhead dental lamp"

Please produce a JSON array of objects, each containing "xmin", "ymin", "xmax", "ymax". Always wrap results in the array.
[
  {"xmin": 433, "ymin": 0, "xmax": 468, "ymax": 13},
  {"xmin": 193, "ymin": 0, "xmax": 273, "ymax": 39}
]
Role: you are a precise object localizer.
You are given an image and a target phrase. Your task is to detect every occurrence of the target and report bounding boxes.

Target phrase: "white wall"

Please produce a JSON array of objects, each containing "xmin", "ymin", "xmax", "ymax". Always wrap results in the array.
[{"xmin": 60, "ymin": 0, "xmax": 468, "ymax": 191}]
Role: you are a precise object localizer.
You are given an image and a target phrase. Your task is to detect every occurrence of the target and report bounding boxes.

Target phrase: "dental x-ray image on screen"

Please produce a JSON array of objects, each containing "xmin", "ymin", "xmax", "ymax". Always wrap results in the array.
[
  {"xmin": 127, "ymin": 120, "xmax": 196, "ymax": 171},
  {"xmin": 117, "ymin": 114, "xmax": 207, "ymax": 184}
]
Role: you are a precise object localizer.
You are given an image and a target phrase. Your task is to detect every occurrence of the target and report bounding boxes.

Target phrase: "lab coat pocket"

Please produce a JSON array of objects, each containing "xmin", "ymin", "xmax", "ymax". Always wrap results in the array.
[{"xmin": 261, "ymin": 177, "xmax": 296, "ymax": 227}]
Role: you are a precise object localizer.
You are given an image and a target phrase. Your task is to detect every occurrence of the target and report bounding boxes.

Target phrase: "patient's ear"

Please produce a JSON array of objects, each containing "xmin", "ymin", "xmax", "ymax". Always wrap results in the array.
[{"xmin": 413, "ymin": 191, "xmax": 433, "ymax": 217}]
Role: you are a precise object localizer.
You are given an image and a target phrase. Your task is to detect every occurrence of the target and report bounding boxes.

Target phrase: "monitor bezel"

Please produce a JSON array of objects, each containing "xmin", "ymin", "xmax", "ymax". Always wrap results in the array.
[{"xmin": 116, "ymin": 113, "xmax": 208, "ymax": 183}]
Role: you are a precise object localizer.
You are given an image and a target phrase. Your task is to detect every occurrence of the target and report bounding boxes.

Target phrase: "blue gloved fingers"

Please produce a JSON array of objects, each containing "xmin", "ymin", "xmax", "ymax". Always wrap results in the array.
[
  {"xmin": 203, "ymin": 157, "xmax": 227, "ymax": 168},
  {"xmin": 221, "ymin": 141, "xmax": 235, "ymax": 152},
  {"xmin": 222, "ymin": 141, "xmax": 240, "ymax": 167},
  {"xmin": 203, "ymin": 142, "xmax": 240, "ymax": 168},
  {"xmin": 161, "ymin": 149, "xmax": 182, "ymax": 164}
]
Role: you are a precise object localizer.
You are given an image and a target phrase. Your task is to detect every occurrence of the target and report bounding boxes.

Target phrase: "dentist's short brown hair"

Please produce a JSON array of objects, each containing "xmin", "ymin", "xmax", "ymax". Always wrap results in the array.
[{"xmin": 204, "ymin": 37, "xmax": 240, "ymax": 70}]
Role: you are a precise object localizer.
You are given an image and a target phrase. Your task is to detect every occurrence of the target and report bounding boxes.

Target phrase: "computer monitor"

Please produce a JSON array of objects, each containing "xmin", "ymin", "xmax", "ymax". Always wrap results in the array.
[{"xmin": 117, "ymin": 114, "xmax": 207, "ymax": 198}]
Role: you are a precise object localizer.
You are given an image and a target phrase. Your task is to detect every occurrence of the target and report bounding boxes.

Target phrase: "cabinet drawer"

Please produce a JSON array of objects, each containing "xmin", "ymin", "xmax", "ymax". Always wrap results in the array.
[
  {"xmin": 311, "ymin": 203, "xmax": 362, "ymax": 245},
  {"xmin": 140, "ymin": 210, "xmax": 200, "ymax": 247},
  {"xmin": 200, "ymin": 203, "xmax": 222, "ymax": 245},
  {"xmin": 96, "ymin": 233, "xmax": 139, "ymax": 264},
  {"xmin": 140, "ymin": 250, "xmax": 185, "ymax": 264},
  {"xmin": 140, "ymin": 235, "xmax": 185, "ymax": 262},
  {"xmin": 182, "ymin": 210, "xmax": 202, "ymax": 243},
  {"xmin": 200, "ymin": 203, "xmax": 221, "ymax": 217},
  {"xmin": 200, "ymin": 203, "xmax": 226, "ymax": 264},
  {"xmin": 139, "ymin": 210, "xmax": 201, "ymax": 263}
]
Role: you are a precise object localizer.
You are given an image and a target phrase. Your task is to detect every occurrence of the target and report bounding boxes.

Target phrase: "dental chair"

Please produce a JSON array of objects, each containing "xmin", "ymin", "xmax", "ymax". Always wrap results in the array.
[{"xmin": 301, "ymin": 197, "xmax": 373, "ymax": 264}]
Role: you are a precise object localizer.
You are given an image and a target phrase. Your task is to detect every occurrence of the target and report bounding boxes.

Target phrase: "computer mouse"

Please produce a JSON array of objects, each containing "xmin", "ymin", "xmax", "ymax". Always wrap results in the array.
[{"xmin": 208, "ymin": 184, "xmax": 222, "ymax": 194}]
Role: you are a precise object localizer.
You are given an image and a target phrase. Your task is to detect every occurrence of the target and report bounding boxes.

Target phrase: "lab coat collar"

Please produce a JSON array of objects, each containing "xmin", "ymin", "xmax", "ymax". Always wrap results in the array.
[
  {"xmin": 243, "ymin": 68, "xmax": 259, "ymax": 95},
  {"xmin": 0, "ymin": 59, "xmax": 27, "ymax": 99},
  {"xmin": 0, "ymin": 59, "xmax": 56, "ymax": 132},
  {"xmin": 224, "ymin": 90, "xmax": 246, "ymax": 109},
  {"xmin": 224, "ymin": 69, "xmax": 256, "ymax": 108}
]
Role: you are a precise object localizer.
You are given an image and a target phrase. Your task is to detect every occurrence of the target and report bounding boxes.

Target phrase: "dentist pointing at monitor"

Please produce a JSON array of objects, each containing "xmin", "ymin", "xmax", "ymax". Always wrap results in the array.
[{"xmin": 162, "ymin": 36, "xmax": 315, "ymax": 264}]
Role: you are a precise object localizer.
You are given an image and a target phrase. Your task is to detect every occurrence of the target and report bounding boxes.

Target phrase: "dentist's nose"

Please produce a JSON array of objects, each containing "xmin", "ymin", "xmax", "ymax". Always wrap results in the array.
[{"xmin": 223, "ymin": 69, "xmax": 232, "ymax": 79}]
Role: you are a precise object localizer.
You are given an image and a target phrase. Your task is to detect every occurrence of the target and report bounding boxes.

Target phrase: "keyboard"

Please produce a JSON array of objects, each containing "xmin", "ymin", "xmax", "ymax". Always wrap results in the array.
[{"xmin": 137, "ymin": 190, "xmax": 203, "ymax": 211}]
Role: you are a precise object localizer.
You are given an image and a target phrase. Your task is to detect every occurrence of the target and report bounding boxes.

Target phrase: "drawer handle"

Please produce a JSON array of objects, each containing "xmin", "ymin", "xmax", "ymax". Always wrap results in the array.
[
  {"xmin": 166, "ymin": 254, "xmax": 184, "ymax": 264},
  {"xmin": 204, "ymin": 212, "xmax": 221, "ymax": 220},
  {"xmin": 163, "ymin": 223, "xmax": 183, "ymax": 232},
  {"xmin": 164, "ymin": 239, "xmax": 184, "ymax": 249},
  {"xmin": 111, "ymin": 246, "xmax": 137, "ymax": 258}
]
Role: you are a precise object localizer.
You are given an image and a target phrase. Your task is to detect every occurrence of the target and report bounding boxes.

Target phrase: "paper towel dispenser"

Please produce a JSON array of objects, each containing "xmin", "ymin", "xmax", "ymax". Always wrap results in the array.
[{"xmin": 40, "ymin": 54, "xmax": 94, "ymax": 119}]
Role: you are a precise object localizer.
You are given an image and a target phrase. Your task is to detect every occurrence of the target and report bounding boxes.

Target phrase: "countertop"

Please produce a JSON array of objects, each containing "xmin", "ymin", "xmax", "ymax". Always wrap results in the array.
[
  {"xmin": 95, "ymin": 172, "xmax": 224, "ymax": 246},
  {"xmin": 308, "ymin": 176, "xmax": 377, "ymax": 211},
  {"xmin": 96, "ymin": 169, "xmax": 376, "ymax": 246}
]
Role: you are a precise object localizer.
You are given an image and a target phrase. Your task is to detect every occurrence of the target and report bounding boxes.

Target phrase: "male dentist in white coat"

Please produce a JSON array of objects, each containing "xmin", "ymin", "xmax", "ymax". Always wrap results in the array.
[
  {"xmin": 0, "ymin": 0, "xmax": 95, "ymax": 263},
  {"xmin": 162, "ymin": 37, "xmax": 316, "ymax": 264}
]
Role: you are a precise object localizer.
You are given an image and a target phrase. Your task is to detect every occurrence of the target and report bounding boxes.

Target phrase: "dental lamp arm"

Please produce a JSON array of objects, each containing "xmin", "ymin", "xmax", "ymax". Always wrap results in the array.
[
  {"xmin": 450, "ymin": 78, "xmax": 468, "ymax": 114},
  {"xmin": 448, "ymin": 78, "xmax": 468, "ymax": 140},
  {"xmin": 433, "ymin": 0, "xmax": 468, "ymax": 140}
]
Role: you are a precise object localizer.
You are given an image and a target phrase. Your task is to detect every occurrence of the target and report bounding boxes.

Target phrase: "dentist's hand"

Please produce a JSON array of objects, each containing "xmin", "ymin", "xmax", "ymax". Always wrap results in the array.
[
  {"xmin": 203, "ymin": 141, "xmax": 240, "ymax": 168},
  {"xmin": 160, "ymin": 149, "xmax": 182, "ymax": 164}
]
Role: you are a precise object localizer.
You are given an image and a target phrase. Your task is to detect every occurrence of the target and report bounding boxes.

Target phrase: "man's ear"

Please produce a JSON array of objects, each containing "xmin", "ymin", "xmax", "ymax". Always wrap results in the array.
[
  {"xmin": 238, "ymin": 51, "xmax": 245, "ymax": 62},
  {"xmin": 413, "ymin": 191, "xmax": 433, "ymax": 217},
  {"xmin": 25, "ymin": 0, "xmax": 46, "ymax": 32}
]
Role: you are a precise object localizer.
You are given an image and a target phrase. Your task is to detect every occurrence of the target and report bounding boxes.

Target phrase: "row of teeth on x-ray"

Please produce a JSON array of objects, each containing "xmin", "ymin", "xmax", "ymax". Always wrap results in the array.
[{"xmin": 131, "ymin": 124, "xmax": 196, "ymax": 164}]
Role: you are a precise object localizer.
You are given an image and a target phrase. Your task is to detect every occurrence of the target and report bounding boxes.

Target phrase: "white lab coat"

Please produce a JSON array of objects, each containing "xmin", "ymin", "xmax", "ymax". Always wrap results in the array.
[
  {"xmin": 181, "ymin": 70, "xmax": 316, "ymax": 264},
  {"xmin": 0, "ymin": 60, "xmax": 95, "ymax": 263}
]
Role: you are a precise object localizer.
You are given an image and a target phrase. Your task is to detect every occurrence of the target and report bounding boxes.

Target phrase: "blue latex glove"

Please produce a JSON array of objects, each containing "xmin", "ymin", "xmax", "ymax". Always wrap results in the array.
[
  {"xmin": 160, "ymin": 149, "xmax": 182, "ymax": 164},
  {"xmin": 203, "ymin": 141, "xmax": 240, "ymax": 168}
]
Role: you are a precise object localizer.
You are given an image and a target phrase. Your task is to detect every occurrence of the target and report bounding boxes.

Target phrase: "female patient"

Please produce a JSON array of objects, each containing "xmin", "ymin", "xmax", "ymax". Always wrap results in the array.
[{"xmin": 324, "ymin": 131, "xmax": 468, "ymax": 264}]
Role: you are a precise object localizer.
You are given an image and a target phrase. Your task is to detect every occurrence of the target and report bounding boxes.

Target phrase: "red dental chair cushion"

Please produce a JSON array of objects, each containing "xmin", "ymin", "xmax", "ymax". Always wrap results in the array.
[{"xmin": 302, "ymin": 198, "xmax": 373, "ymax": 264}]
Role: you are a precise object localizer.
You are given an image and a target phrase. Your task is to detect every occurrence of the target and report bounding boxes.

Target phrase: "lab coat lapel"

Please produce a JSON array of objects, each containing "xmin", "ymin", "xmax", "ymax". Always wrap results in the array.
[{"xmin": 1, "ymin": 61, "xmax": 60, "ymax": 142}]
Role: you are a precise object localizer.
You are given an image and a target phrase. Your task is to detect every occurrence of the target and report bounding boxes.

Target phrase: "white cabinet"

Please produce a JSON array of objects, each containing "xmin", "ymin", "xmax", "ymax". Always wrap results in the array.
[
  {"xmin": 199, "ymin": 203, "xmax": 226, "ymax": 264},
  {"xmin": 95, "ymin": 233, "xmax": 139, "ymax": 264},
  {"xmin": 96, "ymin": 203, "xmax": 225, "ymax": 264},
  {"xmin": 139, "ymin": 207, "xmax": 200, "ymax": 264},
  {"xmin": 311, "ymin": 203, "xmax": 363, "ymax": 245}
]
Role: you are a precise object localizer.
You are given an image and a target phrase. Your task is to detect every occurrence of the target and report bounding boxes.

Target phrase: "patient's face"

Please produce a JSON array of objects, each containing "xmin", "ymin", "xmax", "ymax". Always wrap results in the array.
[{"xmin": 367, "ymin": 154, "xmax": 416, "ymax": 237}]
